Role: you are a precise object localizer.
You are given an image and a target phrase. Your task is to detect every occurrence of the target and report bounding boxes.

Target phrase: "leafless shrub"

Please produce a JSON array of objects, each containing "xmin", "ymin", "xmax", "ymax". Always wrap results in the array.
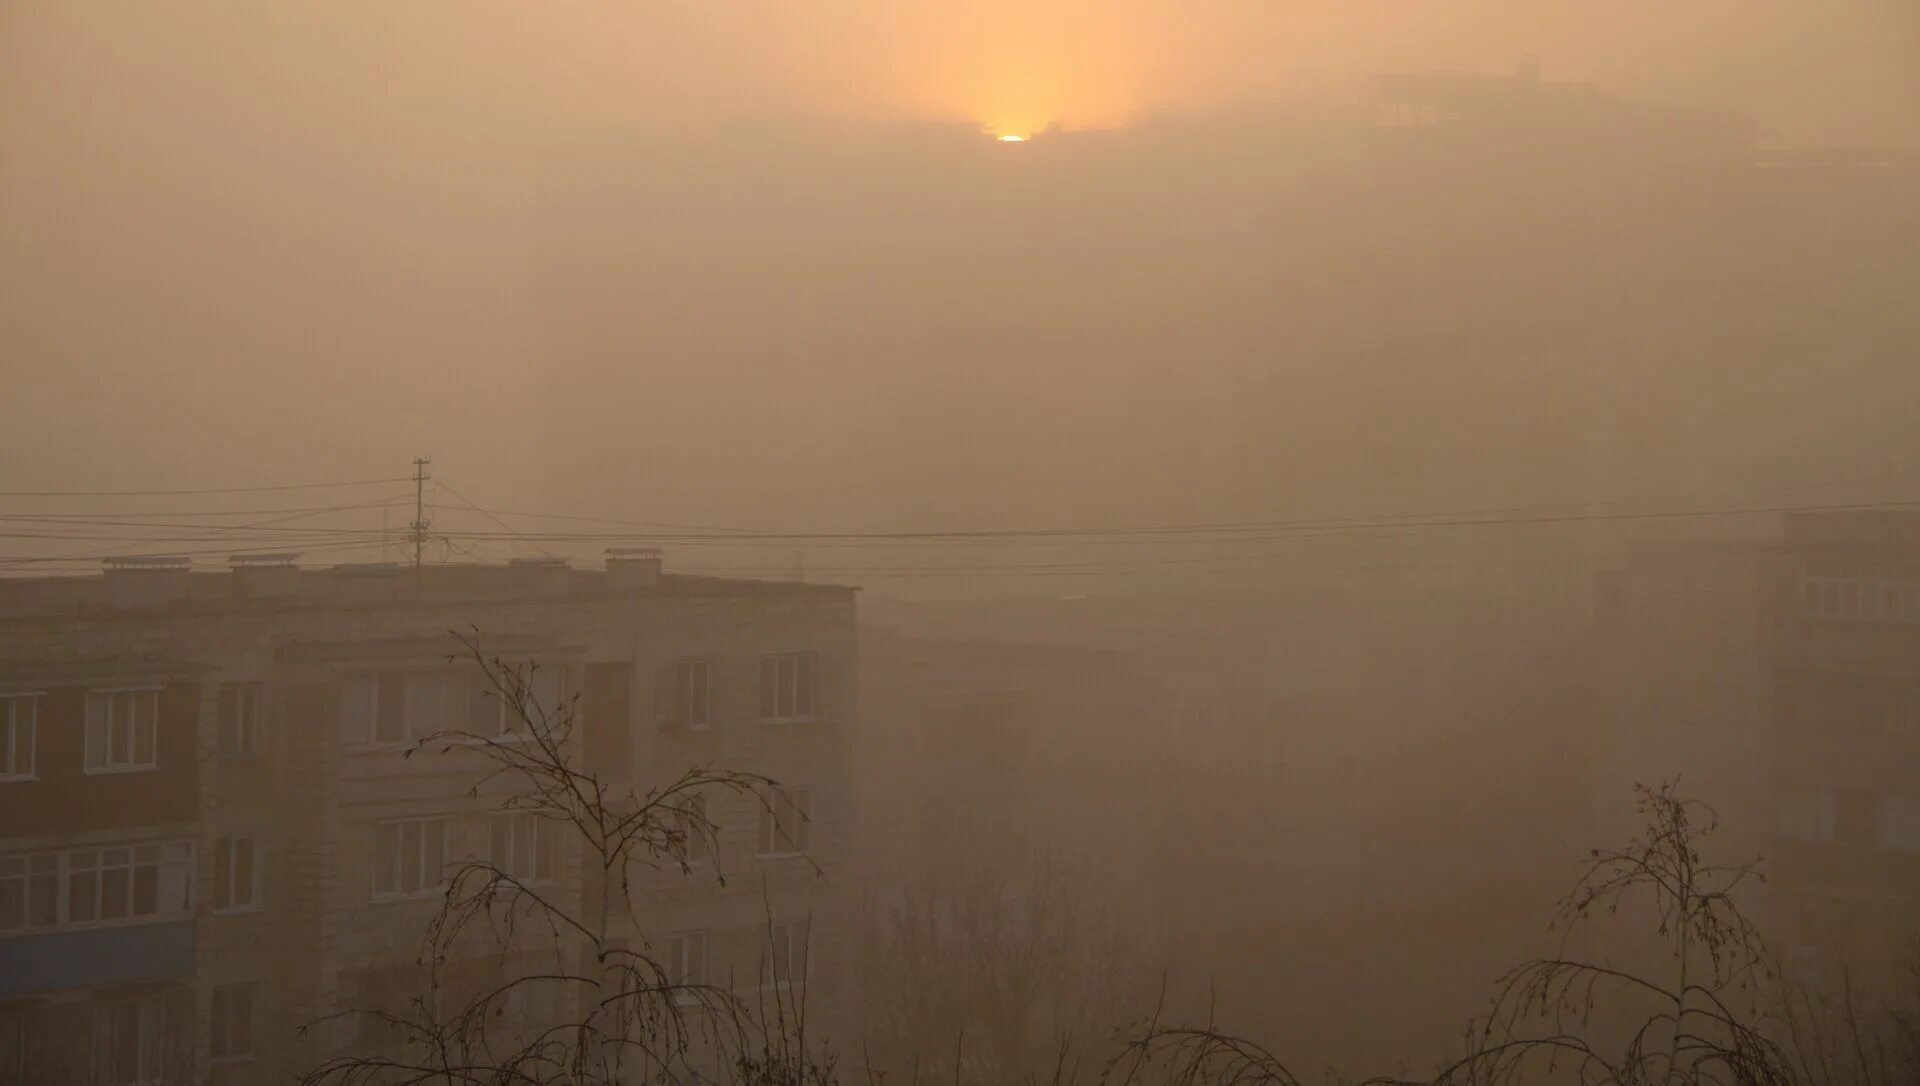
[{"xmin": 298, "ymin": 630, "xmax": 832, "ymax": 1086}]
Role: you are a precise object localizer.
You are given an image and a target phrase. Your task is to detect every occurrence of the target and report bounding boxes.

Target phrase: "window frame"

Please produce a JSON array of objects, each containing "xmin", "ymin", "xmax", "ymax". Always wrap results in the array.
[
  {"xmin": 213, "ymin": 836, "xmax": 261, "ymax": 914},
  {"xmin": 91, "ymin": 990, "xmax": 185, "ymax": 1086},
  {"xmin": 84, "ymin": 687, "xmax": 162, "ymax": 774},
  {"xmin": 209, "ymin": 982, "xmax": 257, "ymax": 1064},
  {"xmin": 674, "ymin": 658, "xmax": 714, "ymax": 730},
  {"xmin": 667, "ymin": 929, "xmax": 708, "ymax": 1003},
  {"xmin": 488, "ymin": 810, "xmax": 560, "ymax": 885},
  {"xmin": 756, "ymin": 787, "xmax": 812, "ymax": 858},
  {"xmin": 372, "ymin": 817, "xmax": 453, "ymax": 900},
  {"xmin": 0, "ymin": 1004, "xmax": 22, "ymax": 1083},
  {"xmin": 216, "ymin": 683, "xmax": 262, "ymax": 757},
  {"xmin": 494, "ymin": 662, "xmax": 567, "ymax": 739},
  {"xmin": 757, "ymin": 652, "xmax": 819, "ymax": 724},
  {"xmin": 0, "ymin": 693, "xmax": 38, "ymax": 781},
  {"xmin": 344, "ymin": 665, "xmax": 564, "ymax": 748},
  {"xmin": 673, "ymin": 794, "xmax": 710, "ymax": 866},
  {"xmin": 0, "ymin": 841, "xmax": 194, "ymax": 936},
  {"xmin": 761, "ymin": 919, "xmax": 810, "ymax": 991}
]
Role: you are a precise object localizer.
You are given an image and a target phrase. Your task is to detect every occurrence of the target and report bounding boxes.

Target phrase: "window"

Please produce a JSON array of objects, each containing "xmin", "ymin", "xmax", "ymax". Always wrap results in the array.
[
  {"xmin": 1800, "ymin": 563, "xmax": 1920, "ymax": 625},
  {"xmin": 757, "ymin": 788, "xmax": 811, "ymax": 856},
  {"xmin": 762, "ymin": 919, "xmax": 809, "ymax": 989},
  {"xmin": 67, "ymin": 843, "xmax": 194, "ymax": 925},
  {"xmin": 85, "ymin": 689, "xmax": 160, "ymax": 772},
  {"xmin": 2, "ymin": 845, "xmax": 192, "ymax": 933},
  {"xmin": 492, "ymin": 664, "xmax": 566, "ymax": 737},
  {"xmin": 1, "ymin": 695, "xmax": 37, "ymax": 779},
  {"xmin": 667, "ymin": 930, "xmax": 708, "ymax": 998},
  {"xmin": 673, "ymin": 795, "xmax": 709, "ymax": 865},
  {"xmin": 344, "ymin": 667, "xmax": 562, "ymax": 745},
  {"xmin": 209, "ymin": 983, "xmax": 255, "ymax": 1062},
  {"xmin": 0, "ymin": 853, "xmax": 58, "ymax": 931},
  {"xmin": 214, "ymin": 837, "xmax": 259, "ymax": 912},
  {"xmin": 217, "ymin": 684, "xmax": 261, "ymax": 756},
  {"xmin": 92, "ymin": 992, "xmax": 183, "ymax": 1085},
  {"xmin": 675, "ymin": 659, "xmax": 712, "ymax": 728},
  {"xmin": 0, "ymin": 1006, "xmax": 21, "ymax": 1083},
  {"xmin": 374, "ymin": 818, "xmax": 451, "ymax": 898},
  {"xmin": 758, "ymin": 653, "xmax": 817, "ymax": 722},
  {"xmin": 489, "ymin": 811, "xmax": 558, "ymax": 883},
  {"xmin": 1778, "ymin": 791, "xmax": 1837, "ymax": 843},
  {"xmin": 342, "ymin": 672, "xmax": 468, "ymax": 746}
]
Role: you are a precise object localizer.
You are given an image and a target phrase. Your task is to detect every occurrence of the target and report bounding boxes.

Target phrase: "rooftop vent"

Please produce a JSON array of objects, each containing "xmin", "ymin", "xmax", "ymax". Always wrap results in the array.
[
  {"xmin": 103, "ymin": 555, "xmax": 192, "ymax": 609},
  {"xmin": 230, "ymin": 552, "xmax": 303, "ymax": 600},
  {"xmin": 605, "ymin": 547, "xmax": 662, "ymax": 591},
  {"xmin": 105, "ymin": 555, "xmax": 191, "ymax": 570},
  {"xmin": 508, "ymin": 555, "xmax": 572, "ymax": 597}
]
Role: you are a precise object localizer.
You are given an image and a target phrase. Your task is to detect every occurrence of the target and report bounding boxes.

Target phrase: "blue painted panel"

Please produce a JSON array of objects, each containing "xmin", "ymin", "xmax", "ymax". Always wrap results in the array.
[{"xmin": 0, "ymin": 920, "xmax": 195, "ymax": 997}]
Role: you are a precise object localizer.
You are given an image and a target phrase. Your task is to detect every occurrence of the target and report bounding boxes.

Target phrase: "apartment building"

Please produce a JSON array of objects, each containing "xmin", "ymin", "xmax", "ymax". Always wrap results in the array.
[
  {"xmin": 1596, "ymin": 512, "xmax": 1920, "ymax": 969},
  {"xmin": 0, "ymin": 551, "xmax": 855, "ymax": 1084}
]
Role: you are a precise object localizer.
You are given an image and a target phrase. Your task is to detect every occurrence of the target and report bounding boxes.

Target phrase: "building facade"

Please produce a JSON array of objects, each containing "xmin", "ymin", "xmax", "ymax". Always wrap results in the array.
[
  {"xmin": 0, "ymin": 552, "xmax": 855, "ymax": 1084},
  {"xmin": 1597, "ymin": 512, "xmax": 1920, "ymax": 972}
]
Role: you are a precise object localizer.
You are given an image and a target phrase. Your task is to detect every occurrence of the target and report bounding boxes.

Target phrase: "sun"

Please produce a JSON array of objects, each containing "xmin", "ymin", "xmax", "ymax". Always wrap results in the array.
[{"xmin": 997, "ymin": 134, "xmax": 1028, "ymax": 143}]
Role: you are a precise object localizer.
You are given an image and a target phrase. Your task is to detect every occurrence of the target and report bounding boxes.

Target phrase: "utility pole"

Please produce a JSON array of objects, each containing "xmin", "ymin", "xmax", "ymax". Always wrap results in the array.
[{"xmin": 409, "ymin": 457, "xmax": 432, "ymax": 582}]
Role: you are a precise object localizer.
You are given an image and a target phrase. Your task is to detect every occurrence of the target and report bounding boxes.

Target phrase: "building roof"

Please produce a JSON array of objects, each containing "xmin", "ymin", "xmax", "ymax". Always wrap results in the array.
[{"xmin": 0, "ymin": 560, "xmax": 855, "ymax": 621}]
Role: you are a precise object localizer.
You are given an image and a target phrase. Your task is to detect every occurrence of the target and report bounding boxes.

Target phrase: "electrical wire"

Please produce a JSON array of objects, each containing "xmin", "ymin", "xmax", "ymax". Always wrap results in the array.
[
  {"xmin": 0, "ymin": 477, "xmax": 413, "ymax": 498},
  {"xmin": 379, "ymin": 495, "xmax": 1920, "ymax": 547},
  {"xmin": 430, "ymin": 478, "xmax": 558, "ymax": 559}
]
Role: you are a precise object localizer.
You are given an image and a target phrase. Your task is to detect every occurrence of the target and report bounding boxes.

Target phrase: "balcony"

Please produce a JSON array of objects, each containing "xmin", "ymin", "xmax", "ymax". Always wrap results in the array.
[{"xmin": 0, "ymin": 919, "xmax": 195, "ymax": 998}]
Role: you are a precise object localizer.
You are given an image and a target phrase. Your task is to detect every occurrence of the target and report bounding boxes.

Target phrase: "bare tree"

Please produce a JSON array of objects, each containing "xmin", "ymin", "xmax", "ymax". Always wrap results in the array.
[
  {"xmin": 299, "ymin": 632, "xmax": 832, "ymax": 1086},
  {"xmin": 855, "ymin": 852, "xmax": 1151, "ymax": 1085},
  {"xmin": 1780, "ymin": 947, "xmax": 1920, "ymax": 1086},
  {"xmin": 1114, "ymin": 783, "xmax": 1796, "ymax": 1086},
  {"xmin": 1425, "ymin": 781, "xmax": 1791, "ymax": 1085}
]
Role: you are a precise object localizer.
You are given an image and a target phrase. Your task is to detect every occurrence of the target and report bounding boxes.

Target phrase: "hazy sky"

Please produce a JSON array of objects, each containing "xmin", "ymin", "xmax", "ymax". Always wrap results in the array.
[{"xmin": 2, "ymin": 2, "xmax": 1916, "ymax": 580}]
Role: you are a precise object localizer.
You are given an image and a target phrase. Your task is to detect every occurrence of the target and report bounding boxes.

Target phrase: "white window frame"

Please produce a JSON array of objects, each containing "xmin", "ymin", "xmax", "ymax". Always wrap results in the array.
[
  {"xmin": 667, "ymin": 929, "xmax": 708, "ymax": 1003},
  {"xmin": 489, "ymin": 810, "xmax": 559, "ymax": 884},
  {"xmin": 209, "ymin": 982, "xmax": 257, "ymax": 1063},
  {"xmin": 674, "ymin": 794, "xmax": 710, "ymax": 866},
  {"xmin": 0, "ymin": 842, "xmax": 194, "ymax": 935},
  {"xmin": 214, "ymin": 836, "xmax": 260, "ymax": 913},
  {"xmin": 0, "ymin": 694, "xmax": 38, "ymax": 781},
  {"xmin": 0, "ymin": 1005, "xmax": 22, "ymax": 1083},
  {"xmin": 91, "ymin": 990, "xmax": 180, "ymax": 1086},
  {"xmin": 675, "ymin": 658, "xmax": 713, "ymax": 729},
  {"xmin": 495, "ymin": 662, "xmax": 567, "ymax": 739},
  {"xmin": 758, "ymin": 653, "xmax": 818, "ymax": 723},
  {"xmin": 761, "ymin": 919, "xmax": 809, "ymax": 990},
  {"xmin": 217, "ymin": 683, "xmax": 261, "ymax": 757},
  {"xmin": 757, "ymin": 787, "xmax": 812, "ymax": 858},
  {"xmin": 84, "ymin": 687, "xmax": 161, "ymax": 774},
  {"xmin": 1799, "ymin": 563, "xmax": 1920, "ymax": 626},
  {"xmin": 0, "ymin": 852, "xmax": 58, "ymax": 932},
  {"xmin": 345, "ymin": 666, "xmax": 564, "ymax": 747},
  {"xmin": 372, "ymin": 817, "xmax": 452, "ymax": 900},
  {"xmin": 343, "ymin": 671, "xmax": 469, "ymax": 748}
]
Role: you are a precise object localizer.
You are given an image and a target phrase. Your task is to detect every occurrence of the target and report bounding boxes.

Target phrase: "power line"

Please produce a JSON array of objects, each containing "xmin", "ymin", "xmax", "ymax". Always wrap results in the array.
[
  {"xmin": 0, "ymin": 477, "xmax": 413, "ymax": 498},
  {"xmin": 430, "ymin": 504, "xmax": 773, "ymax": 536},
  {"xmin": 396, "ymin": 495, "xmax": 1920, "ymax": 547},
  {"xmin": 0, "ymin": 498, "xmax": 414, "ymax": 522},
  {"xmin": 430, "ymin": 477, "xmax": 557, "ymax": 559},
  {"xmin": 0, "ymin": 494, "xmax": 405, "ymax": 568}
]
